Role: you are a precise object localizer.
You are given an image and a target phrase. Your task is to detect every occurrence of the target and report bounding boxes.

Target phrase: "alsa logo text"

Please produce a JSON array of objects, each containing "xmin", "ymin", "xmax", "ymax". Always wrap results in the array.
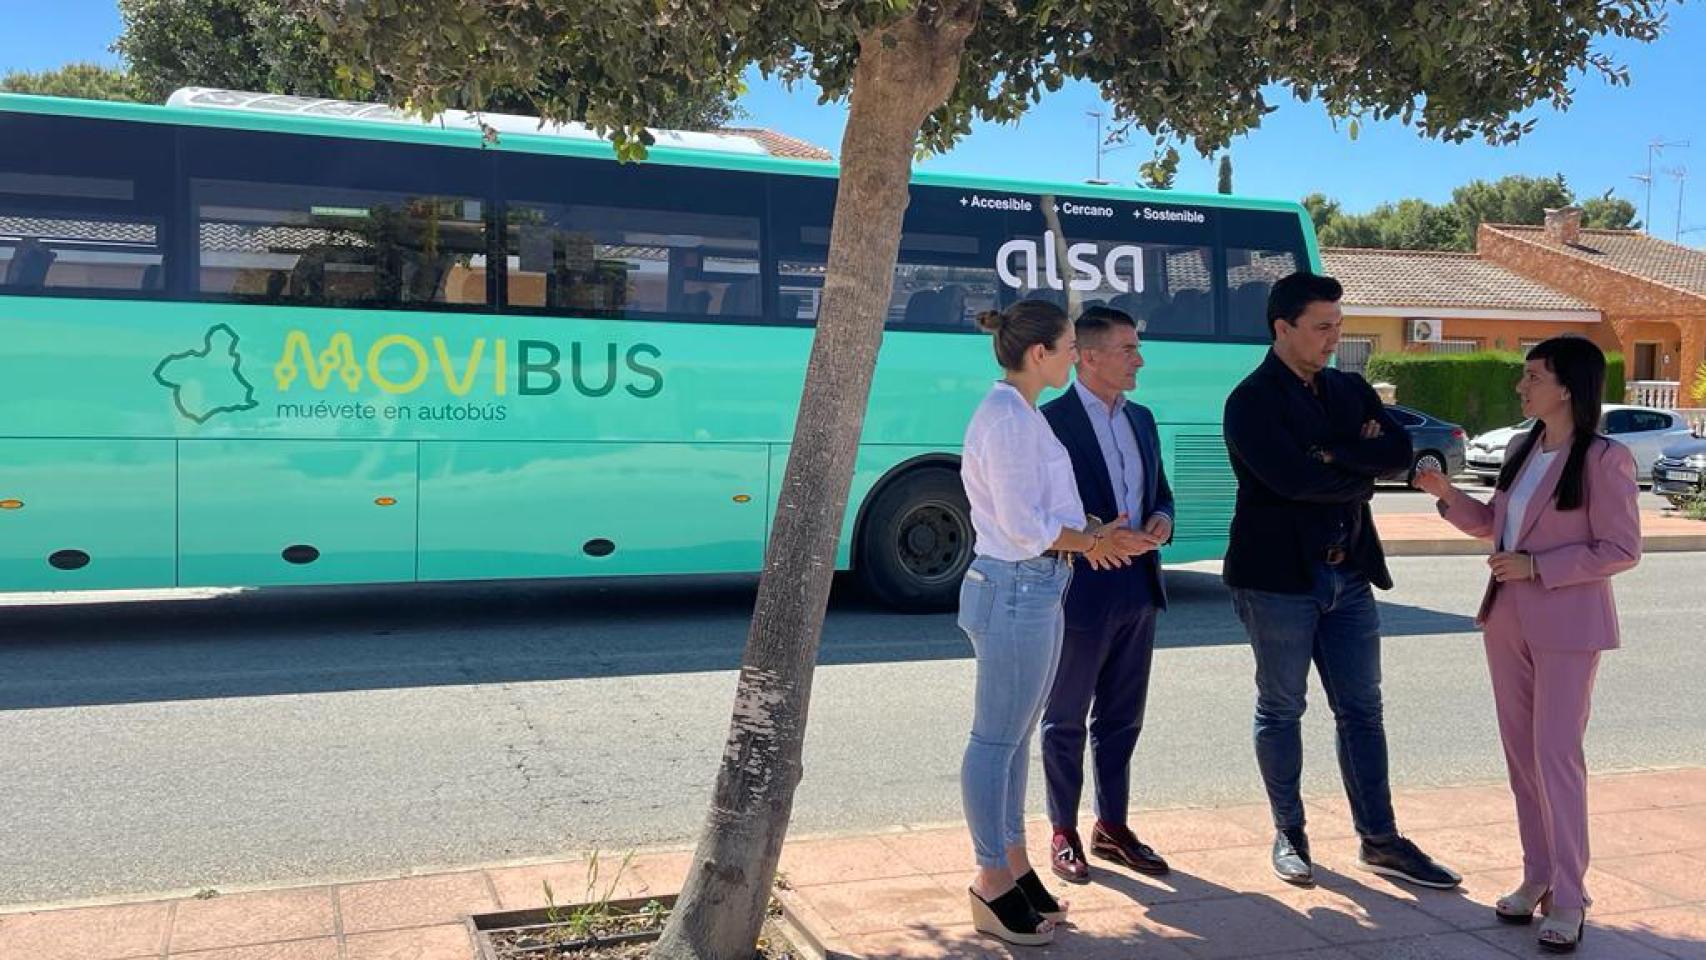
[
  {"xmin": 273, "ymin": 331, "xmax": 664, "ymax": 398},
  {"xmin": 995, "ymin": 231, "xmax": 1144, "ymax": 293}
]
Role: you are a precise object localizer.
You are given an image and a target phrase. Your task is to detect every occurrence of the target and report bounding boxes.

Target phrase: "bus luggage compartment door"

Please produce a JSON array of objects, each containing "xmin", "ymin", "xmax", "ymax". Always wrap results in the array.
[
  {"xmin": 0, "ymin": 439, "xmax": 176, "ymax": 591},
  {"xmin": 416, "ymin": 442, "xmax": 769, "ymax": 580},
  {"xmin": 177, "ymin": 440, "xmax": 417, "ymax": 587}
]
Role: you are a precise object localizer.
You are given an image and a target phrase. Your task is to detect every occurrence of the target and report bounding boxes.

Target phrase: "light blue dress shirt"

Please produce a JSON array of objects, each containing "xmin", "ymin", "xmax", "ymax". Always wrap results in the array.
[{"xmin": 1073, "ymin": 379, "xmax": 1146, "ymax": 529}]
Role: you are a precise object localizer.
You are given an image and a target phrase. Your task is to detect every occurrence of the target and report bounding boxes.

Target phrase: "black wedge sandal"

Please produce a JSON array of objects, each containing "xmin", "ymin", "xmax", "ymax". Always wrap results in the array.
[
  {"xmin": 1014, "ymin": 869, "xmax": 1068, "ymax": 922},
  {"xmin": 968, "ymin": 886, "xmax": 1054, "ymax": 946}
]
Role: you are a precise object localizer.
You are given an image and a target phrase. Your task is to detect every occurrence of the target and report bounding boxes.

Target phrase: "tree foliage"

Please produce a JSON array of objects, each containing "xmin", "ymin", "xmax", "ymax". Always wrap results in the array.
[
  {"xmin": 1313, "ymin": 173, "xmax": 1645, "ymax": 250},
  {"xmin": 112, "ymin": 0, "xmax": 738, "ymax": 127},
  {"xmin": 287, "ymin": 1, "xmax": 1676, "ymax": 956},
  {"xmin": 1140, "ymin": 146, "xmax": 1180, "ymax": 190},
  {"xmin": 1, "ymin": 63, "xmax": 138, "ymax": 101}
]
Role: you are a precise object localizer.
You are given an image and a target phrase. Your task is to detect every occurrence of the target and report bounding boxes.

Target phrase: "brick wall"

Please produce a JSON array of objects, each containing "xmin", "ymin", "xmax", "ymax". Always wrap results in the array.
[{"xmin": 1477, "ymin": 225, "xmax": 1706, "ymax": 397}]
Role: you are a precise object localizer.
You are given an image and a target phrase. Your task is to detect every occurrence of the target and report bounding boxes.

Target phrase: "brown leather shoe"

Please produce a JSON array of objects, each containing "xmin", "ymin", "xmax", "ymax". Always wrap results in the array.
[
  {"xmin": 1050, "ymin": 828, "xmax": 1090, "ymax": 884},
  {"xmin": 1091, "ymin": 820, "xmax": 1169, "ymax": 876}
]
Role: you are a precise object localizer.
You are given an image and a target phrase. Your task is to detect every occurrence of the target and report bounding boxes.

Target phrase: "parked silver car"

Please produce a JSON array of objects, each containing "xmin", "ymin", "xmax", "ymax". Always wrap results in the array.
[
  {"xmin": 1463, "ymin": 404, "xmax": 1694, "ymax": 484},
  {"xmin": 1652, "ymin": 436, "xmax": 1706, "ymax": 507}
]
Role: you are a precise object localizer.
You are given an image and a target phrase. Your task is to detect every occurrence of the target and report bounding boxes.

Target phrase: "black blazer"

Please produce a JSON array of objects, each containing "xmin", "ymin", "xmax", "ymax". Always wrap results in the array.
[
  {"xmin": 1222, "ymin": 351, "xmax": 1411, "ymax": 593},
  {"xmin": 1042, "ymin": 385, "xmax": 1173, "ymax": 618}
]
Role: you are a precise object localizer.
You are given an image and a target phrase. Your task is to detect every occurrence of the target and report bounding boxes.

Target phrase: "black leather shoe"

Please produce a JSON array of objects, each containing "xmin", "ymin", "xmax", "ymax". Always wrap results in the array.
[
  {"xmin": 1091, "ymin": 820, "xmax": 1170, "ymax": 876},
  {"xmin": 1272, "ymin": 828, "xmax": 1314, "ymax": 886},
  {"xmin": 1357, "ymin": 834, "xmax": 1462, "ymax": 889}
]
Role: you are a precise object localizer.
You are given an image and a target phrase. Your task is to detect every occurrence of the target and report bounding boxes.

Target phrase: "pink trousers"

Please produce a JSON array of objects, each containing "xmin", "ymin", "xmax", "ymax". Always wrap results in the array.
[{"xmin": 1483, "ymin": 592, "xmax": 1601, "ymax": 910}]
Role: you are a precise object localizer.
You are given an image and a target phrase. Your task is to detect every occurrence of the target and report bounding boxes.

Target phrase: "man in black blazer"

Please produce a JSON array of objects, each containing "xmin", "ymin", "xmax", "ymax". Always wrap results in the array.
[{"xmin": 1039, "ymin": 305, "xmax": 1173, "ymax": 884}]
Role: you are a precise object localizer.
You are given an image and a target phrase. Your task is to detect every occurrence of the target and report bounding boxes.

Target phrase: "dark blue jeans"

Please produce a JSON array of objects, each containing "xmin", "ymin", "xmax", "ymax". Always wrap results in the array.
[{"xmin": 1230, "ymin": 563, "xmax": 1397, "ymax": 840}]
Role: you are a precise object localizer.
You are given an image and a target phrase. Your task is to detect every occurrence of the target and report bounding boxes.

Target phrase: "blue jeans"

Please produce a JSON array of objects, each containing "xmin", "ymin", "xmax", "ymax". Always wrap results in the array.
[
  {"xmin": 959, "ymin": 554, "xmax": 1071, "ymax": 868},
  {"xmin": 1231, "ymin": 563, "xmax": 1397, "ymax": 840}
]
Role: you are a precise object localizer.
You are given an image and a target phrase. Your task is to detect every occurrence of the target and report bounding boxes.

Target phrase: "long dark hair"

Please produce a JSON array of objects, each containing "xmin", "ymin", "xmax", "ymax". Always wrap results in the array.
[{"xmin": 1495, "ymin": 337, "xmax": 1605, "ymax": 511}]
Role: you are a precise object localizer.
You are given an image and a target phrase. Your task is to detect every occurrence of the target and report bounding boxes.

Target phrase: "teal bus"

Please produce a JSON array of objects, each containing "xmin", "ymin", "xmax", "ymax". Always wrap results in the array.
[{"xmin": 0, "ymin": 89, "xmax": 1319, "ymax": 610}]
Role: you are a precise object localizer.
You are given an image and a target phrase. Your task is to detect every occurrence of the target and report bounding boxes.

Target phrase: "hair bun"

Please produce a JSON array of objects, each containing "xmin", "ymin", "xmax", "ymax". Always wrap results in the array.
[{"xmin": 975, "ymin": 309, "xmax": 1005, "ymax": 333}]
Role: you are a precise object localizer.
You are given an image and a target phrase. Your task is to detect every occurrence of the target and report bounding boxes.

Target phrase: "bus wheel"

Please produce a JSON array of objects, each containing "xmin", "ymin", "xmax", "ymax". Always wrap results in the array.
[{"xmin": 856, "ymin": 469, "xmax": 972, "ymax": 612}]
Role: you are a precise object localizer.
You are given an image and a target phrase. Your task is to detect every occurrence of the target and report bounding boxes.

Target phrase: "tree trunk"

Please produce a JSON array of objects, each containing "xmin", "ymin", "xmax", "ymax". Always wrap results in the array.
[{"xmin": 651, "ymin": 8, "xmax": 979, "ymax": 960}]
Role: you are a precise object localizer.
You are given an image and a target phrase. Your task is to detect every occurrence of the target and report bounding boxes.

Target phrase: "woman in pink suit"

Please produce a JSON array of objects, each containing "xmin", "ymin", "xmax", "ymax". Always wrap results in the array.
[{"xmin": 1415, "ymin": 336, "xmax": 1640, "ymax": 954}]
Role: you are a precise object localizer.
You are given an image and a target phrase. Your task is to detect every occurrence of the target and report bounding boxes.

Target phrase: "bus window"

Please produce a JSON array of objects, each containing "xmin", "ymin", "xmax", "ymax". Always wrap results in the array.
[
  {"xmin": 0, "ymin": 114, "xmax": 169, "ymax": 295},
  {"xmin": 771, "ymin": 177, "xmax": 1004, "ymax": 330},
  {"xmin": 1219, "ymin": 208, "xmax": 1309, "ymax": 342},
  {"xmin": 194, "ymin": 179, "xmax": 486, "ymax": 308},
  {"xmin": 503, "ymin": 202, "xmax": 760, "ymax": 320}
]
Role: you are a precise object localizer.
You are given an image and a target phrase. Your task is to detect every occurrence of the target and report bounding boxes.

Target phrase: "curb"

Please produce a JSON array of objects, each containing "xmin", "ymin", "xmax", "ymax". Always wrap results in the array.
[{"xmin": 1386, "ymin": 533, "xmax": 1706, "ymax": 557}]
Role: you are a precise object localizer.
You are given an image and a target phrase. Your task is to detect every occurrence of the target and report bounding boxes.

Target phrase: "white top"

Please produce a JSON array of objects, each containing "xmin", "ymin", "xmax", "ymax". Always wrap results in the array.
[
  {"xmin": 1073, "ymin": 380, "xmax": 1146, "ymax": 528},
  {"xmin": 1502, "ymin": 447, "xmax": 1559, "ymax": 551},
  {"xmin": 962, "ymin": 381, "xmax": 1087, "ymax": 562}
]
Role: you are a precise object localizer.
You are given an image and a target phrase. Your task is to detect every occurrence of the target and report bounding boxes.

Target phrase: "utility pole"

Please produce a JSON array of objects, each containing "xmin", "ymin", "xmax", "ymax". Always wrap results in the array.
[
  {"xmin": 1664, "ymin": 167, "xmax": 1688, "ymax": 242},
  {"xmin": 1639, "ymin": 139, "xmax": 1690, "ymax": 234}
]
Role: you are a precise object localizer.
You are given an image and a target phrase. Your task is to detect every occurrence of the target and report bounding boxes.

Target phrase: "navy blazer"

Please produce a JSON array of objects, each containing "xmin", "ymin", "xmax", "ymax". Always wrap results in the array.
[{"xmin": 1042, "ymin": 384, "xmax": 1173, "ymax": 617}]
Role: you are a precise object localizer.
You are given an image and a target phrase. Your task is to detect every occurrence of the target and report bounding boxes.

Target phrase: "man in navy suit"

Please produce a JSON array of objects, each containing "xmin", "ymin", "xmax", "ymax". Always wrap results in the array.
[{"xmin": 1039, "ymin": 305, "xmax": 1173, "ymax": 883}]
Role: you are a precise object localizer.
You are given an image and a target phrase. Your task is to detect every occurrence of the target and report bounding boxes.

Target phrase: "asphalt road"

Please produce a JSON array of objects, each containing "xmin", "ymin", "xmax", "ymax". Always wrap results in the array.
[{"xmin": 2, "ymin": 553, "xmax": 1702, "ymax": 908}]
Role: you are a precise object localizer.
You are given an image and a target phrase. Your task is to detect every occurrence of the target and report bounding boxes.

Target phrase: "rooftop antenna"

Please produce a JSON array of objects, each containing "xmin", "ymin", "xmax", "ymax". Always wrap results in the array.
[
  {"xmin": 1663, "ymin": 166, "xmax": 1689, "ymax": 242},
  {"xmin": 1639, "ymin": 139, "xmax": 1690, "ymax": 234}
]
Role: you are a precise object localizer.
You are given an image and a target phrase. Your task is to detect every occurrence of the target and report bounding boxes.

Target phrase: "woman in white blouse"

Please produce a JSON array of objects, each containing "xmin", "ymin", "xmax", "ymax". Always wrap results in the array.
[{"xmin": 958, "ymin": 299, "xmax": 1145, "ymax": 945}]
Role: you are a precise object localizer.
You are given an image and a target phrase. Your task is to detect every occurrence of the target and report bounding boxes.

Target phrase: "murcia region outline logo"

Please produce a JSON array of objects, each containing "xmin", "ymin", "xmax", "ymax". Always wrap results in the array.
[{"xmin": 154, "ymin": 324, "xmax": 260, "ymax": 423}]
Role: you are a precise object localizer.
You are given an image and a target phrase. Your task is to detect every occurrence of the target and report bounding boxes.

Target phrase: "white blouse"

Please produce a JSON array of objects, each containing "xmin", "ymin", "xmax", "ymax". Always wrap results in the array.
[
  {"xmin": 1502, "ymin": 447, "xmax": 1559, "ymax": 551},
  {"xmin": 961, "ymin": 381, "xmax": 1087, "ymax": 562}
]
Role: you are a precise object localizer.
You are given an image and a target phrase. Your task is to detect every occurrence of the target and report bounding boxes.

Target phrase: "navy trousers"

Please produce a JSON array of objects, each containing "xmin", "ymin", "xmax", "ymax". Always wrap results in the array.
[{"xmin": 1040, "ymin": 592, "xmax": 1159, "ymax": 829}]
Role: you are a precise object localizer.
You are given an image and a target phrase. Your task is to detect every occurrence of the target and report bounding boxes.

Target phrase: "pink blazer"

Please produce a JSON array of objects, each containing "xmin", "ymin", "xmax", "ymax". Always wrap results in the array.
[{"xmin": 1439, "ymin": 437, "xmax": 1641, "ymax": 652}]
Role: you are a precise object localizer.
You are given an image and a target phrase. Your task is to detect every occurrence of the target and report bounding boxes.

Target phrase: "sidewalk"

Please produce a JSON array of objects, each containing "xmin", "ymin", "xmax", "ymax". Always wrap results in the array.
[
  {"xmin": 3, "ymin": 767, "xmax": 1702, "ymax": 960},
  {"xmin": 1379, "ymin": 509, "xmax": 1706, "ymax": 556}
]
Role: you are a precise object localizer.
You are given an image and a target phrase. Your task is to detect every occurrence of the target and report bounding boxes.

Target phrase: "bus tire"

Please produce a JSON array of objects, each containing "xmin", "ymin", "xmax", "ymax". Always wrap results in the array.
[{"xmin": 856, "ymin": 468, "xmax": 973, "ymax": 612}]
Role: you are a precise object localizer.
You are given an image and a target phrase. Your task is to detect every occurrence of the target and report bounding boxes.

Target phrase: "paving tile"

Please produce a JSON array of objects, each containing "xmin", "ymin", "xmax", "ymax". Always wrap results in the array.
[
  {"xmin": 776, "ymin": 885, "xmax": 850, "ymax": 948},
  {"xmin": 1375, "ymin": 825, "xmax": 1524, "ymax": 874},
  {"xmin": 1598, "ymin": 904, "xmax": 1706, "ymax": 960},
  {"xmin": 0, "ymin": 901, "xmax": 172, "ymax": 960},
  {"xmin": 1121, "ymin": 808, "xmax": 1266, "ymax": 853},
  {"xmin": 337, "ymin": 872, "xmax": 496, "ymax": 934},
  {"xmin": 1471, "ymin": 919, "xmax": 1674, "ymax": 959},
  {"xmin": 623, "ymin": 850, "xmax": 696, "ymax": 900},
  {"xmin": 1391, "ymin": 784, "xmax": 1518, "ymax": 832},
  {"xmin": 1207, "ymin": 803, "xmax": 1284, "ymax": 840},
  {"xmin": 1591, "ymin": 806, "xmax": 1706, "ymax": 858},
  {"xmin": 167, "ymin": 887, "xmax": 336, "ymax": 954},
  {"xmin": 169, "ymin": 938, "xmax": 342, "ymax": 960},
  {"xmin": 1343, "ymin": 931, "xmax": 1517, "ymax": 960},
  {"xmin": 1401, "ymin": 867, "xmax": 1520, "ymax": 932},
  {"xmin": 1164, "ymin": 845, "xmax": 1316, "ymax": 896},
  {"xmin": 485, "ymin": 862, "xmax": 590, "ymax": 911},
  {"xmin": 838, "ymin": 922, "xmax": 1010, "ymax": 959},
  {"xmin": 1031, "ymin": 863, "xmax": 1237, "ymax": 912},
  {"xmin": 780, "ymin": 836, "xmax": 920, "ymax": 889},
  {"xmin": 1578, "ymin": 862, "xmax": 1687, "ymax": 914},
  {"xmin": 791, "ymin": 874, "xmax": 966, "ymax": 937},
  {"xmin": 1632, "ymin": 767, "xmax": 1706, "ymax": 807},
  {"xmin": 1259, "ymin": 876, "xmax": 1454, "ymax": 944},
  {"xmin": 1046, "ymin": 908, "xmax": 1198, "ymax": 959},
  {"xmin": 344, "ymin": 924, "xmax": 475, "ymax": 960},
  {"xmin": 1139, "ymin": 895, "xmax": 1331, "ymax": 959},
  {"xmin": 1588, "ymin": 771, "xmax": 1675, "ymax": 813},
  {"xmin": 876, "ymin": 828, "xmax": 976, "ymax": 877}
]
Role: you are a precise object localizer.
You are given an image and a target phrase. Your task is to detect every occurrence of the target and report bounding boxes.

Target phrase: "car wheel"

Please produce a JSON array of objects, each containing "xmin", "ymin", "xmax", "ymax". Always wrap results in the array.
[
  {"xmin": 1408, "ymin": 450, "xmax": 1446, "ymax": 489},
  {"xmin": 855, "ymin": 468, "xmax": 973, "ymax": 612}
]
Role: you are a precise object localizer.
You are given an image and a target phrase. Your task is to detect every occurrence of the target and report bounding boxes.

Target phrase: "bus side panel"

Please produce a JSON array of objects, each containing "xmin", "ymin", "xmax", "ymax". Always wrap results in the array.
[
  {"xmin": 177, "ymin": 440, "xmax": 417, "ymax": 586},
  {"xmin": 0, "ymin": 439, "xmax": 176, "ymax": 590},
  {"xmin": 418, "ymin": 441, "xmax": 768, "ymax": 580},
  {"xmin": 765, "ymin": 445, "xmax": 956, "ymax": 570}
]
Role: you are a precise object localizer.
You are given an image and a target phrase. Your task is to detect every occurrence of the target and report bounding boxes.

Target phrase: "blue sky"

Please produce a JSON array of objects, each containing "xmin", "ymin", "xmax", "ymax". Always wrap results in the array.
[{"xmin": 6, "ymin": 1, "xmax": 1704, "ymax": 245}]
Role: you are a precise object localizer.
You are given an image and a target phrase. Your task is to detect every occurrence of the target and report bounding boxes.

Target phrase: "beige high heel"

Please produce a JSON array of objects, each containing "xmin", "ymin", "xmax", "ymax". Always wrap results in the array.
[
  {"xmin": 1538, "ymin": 898, "xmax": 1589, "ymax": 954},
  {"xmin": 969, "ymin": 887, "xmax": 1055, "ymax": 946},
  {"xmin": 1494, "ymin": 884, "xmax": 1551, "ymax": 924}
]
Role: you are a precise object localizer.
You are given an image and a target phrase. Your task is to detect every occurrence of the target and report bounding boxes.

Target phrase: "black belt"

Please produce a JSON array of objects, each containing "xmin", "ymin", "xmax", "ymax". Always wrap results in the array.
[{"xmin": 1323, "ymin": 546, "xmax": 1347, "ymax": 566}]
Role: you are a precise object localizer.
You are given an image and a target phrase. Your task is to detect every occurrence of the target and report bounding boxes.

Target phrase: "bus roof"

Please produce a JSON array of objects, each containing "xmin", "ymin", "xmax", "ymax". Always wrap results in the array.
[{"xmin": 0, "ymin": 89, "xmax": 1307, "ymax": 218}]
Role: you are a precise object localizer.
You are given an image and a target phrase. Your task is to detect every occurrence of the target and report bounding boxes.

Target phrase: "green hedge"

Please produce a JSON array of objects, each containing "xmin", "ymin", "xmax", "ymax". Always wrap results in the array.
[{"xmin": 1363, "ymin": 351, "xmax": 1625, "ymax": 436}]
